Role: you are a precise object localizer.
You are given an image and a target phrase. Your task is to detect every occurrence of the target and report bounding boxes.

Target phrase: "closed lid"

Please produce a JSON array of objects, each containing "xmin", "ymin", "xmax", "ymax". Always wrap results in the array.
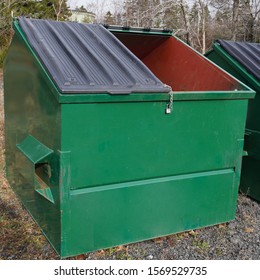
[
  {"xmin": 18, "ymin": 17, "xmax": 171, "ymax": 94},
  {"xmin": 217, "ymin": 40, "xmax": 260, "ymax": 80}
]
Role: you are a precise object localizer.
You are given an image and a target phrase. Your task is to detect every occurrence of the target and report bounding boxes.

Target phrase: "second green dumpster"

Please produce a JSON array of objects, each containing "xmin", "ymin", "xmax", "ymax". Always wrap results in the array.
[{"xmin": 206, "ymin": 40, "xmax": 260, "ymax": 201}]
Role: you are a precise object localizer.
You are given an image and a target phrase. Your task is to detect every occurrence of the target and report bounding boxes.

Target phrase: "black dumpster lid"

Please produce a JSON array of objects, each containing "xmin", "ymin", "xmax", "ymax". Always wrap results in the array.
[
  {"xmin": 18, "ymin": 17, "xmax": 171, "ymax": 94},
  {"xmin": 217, "ymin": 40, "xmax": 260, "ymax": 80}
]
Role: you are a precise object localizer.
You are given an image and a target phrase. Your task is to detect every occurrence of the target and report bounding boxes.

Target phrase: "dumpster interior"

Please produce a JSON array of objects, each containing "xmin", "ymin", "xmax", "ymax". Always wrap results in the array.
[{"xmin": 113, "ymin": 32, "xmax": 241, "ymax": 92}]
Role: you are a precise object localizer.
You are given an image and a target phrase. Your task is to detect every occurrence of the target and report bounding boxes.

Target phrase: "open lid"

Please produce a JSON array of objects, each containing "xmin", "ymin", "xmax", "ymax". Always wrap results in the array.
[
  {"xmin": 217, "ymin": 40, "xmax": 260, "ymax": 80},
  {"xmin": 18, "ymin": 17, "xmax": 171, "ymax": 94}
]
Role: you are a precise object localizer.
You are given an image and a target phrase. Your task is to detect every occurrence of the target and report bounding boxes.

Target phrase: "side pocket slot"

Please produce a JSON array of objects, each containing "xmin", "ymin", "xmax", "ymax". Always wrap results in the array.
[{"xmin": 16, "ymin": 135, "xmax": 54, "ymax": 203}]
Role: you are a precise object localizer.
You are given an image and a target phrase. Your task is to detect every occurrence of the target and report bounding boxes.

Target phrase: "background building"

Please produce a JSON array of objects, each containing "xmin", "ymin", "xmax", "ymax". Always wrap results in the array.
[{"xmin": 69, "ymin": 9, "xmax": 96, "ymax": 23}]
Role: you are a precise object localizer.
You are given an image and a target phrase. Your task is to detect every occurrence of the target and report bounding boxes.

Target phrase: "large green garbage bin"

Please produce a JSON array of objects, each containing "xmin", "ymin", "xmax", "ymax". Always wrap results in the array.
[
  {"xmin": 4, "ymin": 18, "xmax": 255, "ymax": 258},
  {"xmin": 206, "ymin": 40, "xmax": 260, "ymax": 201}
]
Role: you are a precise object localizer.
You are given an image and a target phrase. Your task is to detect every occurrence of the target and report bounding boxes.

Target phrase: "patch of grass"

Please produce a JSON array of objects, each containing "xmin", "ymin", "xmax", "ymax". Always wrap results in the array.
[
  {"xmin": 193, "ymin": 240, "xmax": 209, "ymax": 251},
  {"xmin": 215, "ymin": 248, "xmax": 222, "ymax": 256},
  {"xmin": 0, "ymin": 47, "xmax": 8, "ymax": 68}
]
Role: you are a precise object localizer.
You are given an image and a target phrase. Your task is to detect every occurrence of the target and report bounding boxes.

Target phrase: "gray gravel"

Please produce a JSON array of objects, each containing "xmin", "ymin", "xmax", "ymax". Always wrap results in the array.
[
  {"xmin": 0, "ymin": 71, "xmax": 259, "ymax": 260},
  {"xmin": 84, "ymin": 194, "xmax": 260, "ymax": 260}
]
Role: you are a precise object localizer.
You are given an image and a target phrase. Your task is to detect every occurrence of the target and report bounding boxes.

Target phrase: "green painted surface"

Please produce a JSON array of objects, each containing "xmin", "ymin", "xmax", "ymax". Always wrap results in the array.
[
  {"xmin": 240, "ymin": 157, "xmax": 260, "ymax": 200},
  {"xmin": 206, "ymin": 44, "xmax": 260, "ymax": 201},
  {"xmin": 61, "ymin": 100, "xmax": 247, "ymax": 189},
  {"xmin": 67, "ymin": 169, "xmax": 237, "ymax": 257},
  {"xmin": 3, "ymin": 21, "xmax": 254, "ymax": 257},
  {"xmin": 4, "ymin": 28, "xmax": 62, "ymax": 254},
  {"xmin": 17, "ymin": 135, "xmax": 53, "ymax": 164},
  {"xmin": 35, "ymin": 187, "xmax": 55, "ymax": 204}
]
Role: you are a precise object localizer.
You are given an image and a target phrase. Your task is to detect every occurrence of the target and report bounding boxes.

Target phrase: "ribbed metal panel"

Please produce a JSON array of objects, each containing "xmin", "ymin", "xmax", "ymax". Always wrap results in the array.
[
  {"xmin": 217, "ymin": 40, "xmax": 260, "ymax": 80},
  {"xmin": 18, "ymin": 17, "xmax": 171, "ymax": 94}
]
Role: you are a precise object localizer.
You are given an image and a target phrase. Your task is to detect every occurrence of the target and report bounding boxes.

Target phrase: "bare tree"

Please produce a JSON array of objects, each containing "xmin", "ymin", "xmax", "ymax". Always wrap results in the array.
[
  {"xmin": 111, "ymin": 0, "xmax": 124, "ymax": 25},
  {"xmin": 81, "ymin": 0, "xmax": 108, "ymax": 23},
  {"xmin": 210, "ymin": 0, "xmax": 260, "ymax": 42},
  {"xmin": 52, "ymin": 0, "xmax": 64, "ymax": 21},
  {"xmin": 242, "ymin": 0, "xmax": 260, "ymax": 42},
  {"xmin": 179, "ymin": 0, "xmax": 192, "ymax": 46},
  {"xmin": 197, "ymin": 0, "xmax": 209, "ymax": 53},
  {"xmin": 231, "ymin": 0, "xmax": 240, "ymax": 40}
]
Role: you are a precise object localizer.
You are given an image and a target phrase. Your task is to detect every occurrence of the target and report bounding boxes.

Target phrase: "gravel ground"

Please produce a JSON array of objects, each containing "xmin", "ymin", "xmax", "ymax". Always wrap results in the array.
[{"xmin": 0, "ymin": 69, "xmax": 259, "ymax": 260}]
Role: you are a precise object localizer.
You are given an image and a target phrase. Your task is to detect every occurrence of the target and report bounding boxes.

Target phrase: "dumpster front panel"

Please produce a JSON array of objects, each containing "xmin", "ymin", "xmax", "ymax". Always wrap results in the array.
[
  {"xmin": 59, "ymin": 97, "xmax": 247, "ymax": 256},
  {"xmin": 4, "ymin": 31, "xmax": 62, "ymax": 254},
  {"xmin": 61, "ymin": 99, "xmax": 247, "ymax": 190}
]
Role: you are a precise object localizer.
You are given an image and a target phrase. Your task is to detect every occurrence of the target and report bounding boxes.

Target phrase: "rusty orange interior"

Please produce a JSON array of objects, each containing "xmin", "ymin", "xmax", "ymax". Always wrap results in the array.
[{"xmin": 113, "ymin": 33, "xmax": 240, "ymax": 92}]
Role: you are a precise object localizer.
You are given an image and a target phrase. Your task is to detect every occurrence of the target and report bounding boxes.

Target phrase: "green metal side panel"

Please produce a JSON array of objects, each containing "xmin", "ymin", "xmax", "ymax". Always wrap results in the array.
[
  {"xmin": 4, "ymin": 31, "xmax": 62, "ymax": 254},
  {"xmin": 206, "ymin": 46, "xmax": 260, "ymax": 201}
]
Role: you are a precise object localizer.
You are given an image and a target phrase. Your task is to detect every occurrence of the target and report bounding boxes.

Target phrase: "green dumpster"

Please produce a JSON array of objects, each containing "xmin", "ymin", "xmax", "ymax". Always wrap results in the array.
[
  {"xmin": 4, "ymin": 18, "xmax": 255, "ymax": 258},
  {"xmin": 206, "ymin": 40, "xmax": 260, "ymax": 201}
]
